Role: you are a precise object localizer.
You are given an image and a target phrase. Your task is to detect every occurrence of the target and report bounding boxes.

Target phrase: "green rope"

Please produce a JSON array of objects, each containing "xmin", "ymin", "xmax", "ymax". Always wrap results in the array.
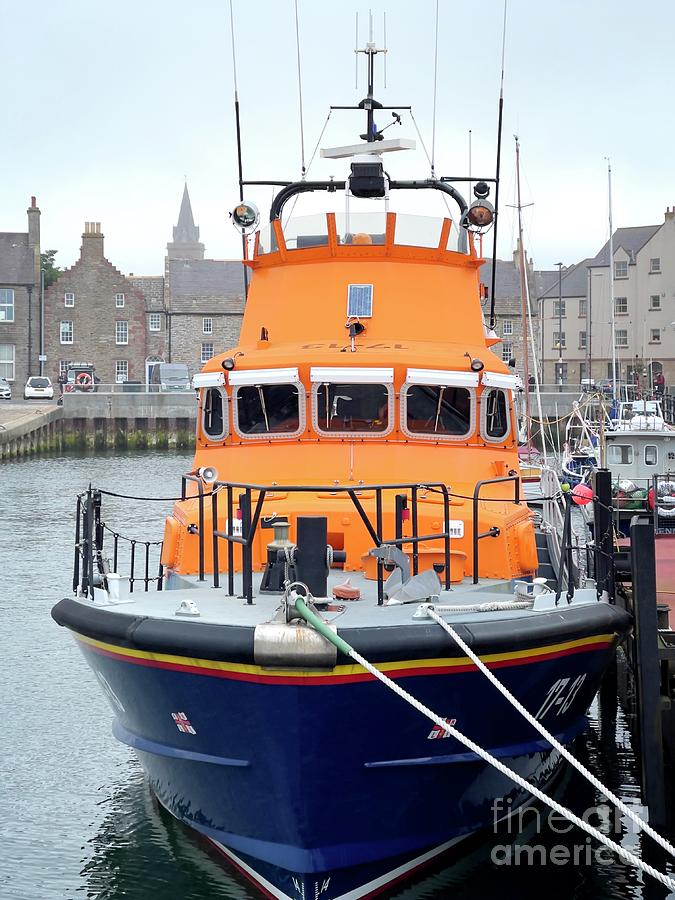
[{"xmin": 293, "ymin": 595, "xmax": 353, "ymax": 658}]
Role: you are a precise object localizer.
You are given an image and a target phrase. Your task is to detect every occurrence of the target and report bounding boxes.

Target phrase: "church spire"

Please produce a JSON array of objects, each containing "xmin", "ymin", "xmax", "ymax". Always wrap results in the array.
[{"xmin": 167, "ymin": 183, "xmax": 205, "ymax": 260}]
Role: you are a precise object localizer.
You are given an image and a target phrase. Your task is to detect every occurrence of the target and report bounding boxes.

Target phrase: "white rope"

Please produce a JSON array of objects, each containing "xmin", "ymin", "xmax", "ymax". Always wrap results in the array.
[
  {"xmin": 346, "ymin": 641, "xmax": 675, "ymax": 891},
  {"xmin": 426, "ymin": 605, "xmax": 675, "ymax": 863},
  {"xmin": 429, "ymin": 600, "xmax": 532, "ymax": 613}
]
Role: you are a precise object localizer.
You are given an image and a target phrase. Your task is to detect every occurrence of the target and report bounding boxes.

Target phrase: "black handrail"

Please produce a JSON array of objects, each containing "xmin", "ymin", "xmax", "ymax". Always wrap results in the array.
[
  {"xmin": 73, "ymin": 488, "xmax": 164, "ymax": 598},
  {"xmin": 208, "ymin": 480, "xmax": 455, "ymax": 600},
  {"xmin": 472, "ymin": 476, "xmax": 520, "ymax": 584}
]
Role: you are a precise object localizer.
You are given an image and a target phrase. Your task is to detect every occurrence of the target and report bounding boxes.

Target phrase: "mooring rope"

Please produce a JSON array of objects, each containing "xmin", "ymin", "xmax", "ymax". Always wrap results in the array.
[
  {"xmin": 292, "ymin": 594, "xmax": 675, "ymax": 892},
  {"xmin": 425, "ymin": 605, "xmax": 675, "ymax": 863}
]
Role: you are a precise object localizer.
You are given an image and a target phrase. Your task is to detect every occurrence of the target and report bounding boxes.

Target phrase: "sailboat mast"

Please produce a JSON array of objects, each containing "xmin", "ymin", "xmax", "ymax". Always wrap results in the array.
[
  {"xmin": 514, "ymin": 137, "xmax": 531, "ymax": 447},
  {"xmin": 607, "ymin": 159, "xmax": 617, "ymax": 403}
]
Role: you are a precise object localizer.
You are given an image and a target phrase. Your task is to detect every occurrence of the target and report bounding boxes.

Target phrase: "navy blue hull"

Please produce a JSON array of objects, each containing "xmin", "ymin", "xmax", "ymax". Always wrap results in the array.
[{"xmin": 71, "ymin": 628, "xmax": 621, "ymax": 899}]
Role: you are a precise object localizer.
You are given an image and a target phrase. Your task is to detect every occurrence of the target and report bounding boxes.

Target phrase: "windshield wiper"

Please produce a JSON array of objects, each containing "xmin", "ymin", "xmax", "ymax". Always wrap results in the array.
[{"xmin": 257, "ymin": 385, "xmax": 270, "ymax": 431}]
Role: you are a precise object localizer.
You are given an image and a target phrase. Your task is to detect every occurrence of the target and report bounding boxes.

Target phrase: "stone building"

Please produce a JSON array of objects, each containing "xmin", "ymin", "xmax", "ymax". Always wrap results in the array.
[
  {"xmin": 0, "ymin": 197, "xmax": 41, "ymax": 388},
  {"xmin": 539, "ymin": 209, "xmax": 675, "ymax": 389},
  {"xmin": 480, "ymin": 242, "xmax": 547, "ymax": 380},
  {"xmin": 165, "ymin": 185, "xmax": 245, "ymax": 370},
  {"xmin": 44, "ymin": 223, "xmax": 151, "ymax": 385}
]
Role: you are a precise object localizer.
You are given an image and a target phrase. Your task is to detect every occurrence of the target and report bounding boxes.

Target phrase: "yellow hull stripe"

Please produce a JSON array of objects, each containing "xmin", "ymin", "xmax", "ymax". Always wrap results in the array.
[{"xmin": 74, "ymin": 631, "xmax": 616, "ymax": 680}]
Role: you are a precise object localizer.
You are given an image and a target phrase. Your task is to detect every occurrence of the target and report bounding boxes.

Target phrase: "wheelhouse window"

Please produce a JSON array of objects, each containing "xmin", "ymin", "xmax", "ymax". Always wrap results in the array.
[
  {"xmin": 607, "ymin": 444, "xmax": 633, "ymax": 465},
  {"xmin": 203, "ymin": 387, "xmax": 227, "ymax": 440},
  {"xmin": 482, "ymin": 389, "xmax": 510, "ymax": 440},
  {"xmin": 314, "ymin": 383, "xmax": 391, "ymax": 435},
  {"xmin": 645, "ymin": 445, "xmax": 658, "ymax": 466},
  {"xmin": 234, "ymin": 383, "xmax": 302, "ymax": 437},
  {"xmin": 403, "ymin": 385, "xmax": 473, "ymax": 438}
]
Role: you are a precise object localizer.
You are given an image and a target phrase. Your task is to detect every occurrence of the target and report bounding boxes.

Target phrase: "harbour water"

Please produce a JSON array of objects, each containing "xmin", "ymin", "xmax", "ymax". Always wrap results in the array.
[{"xmin": 1, "ymin": 451, "xmax": 673, "ymax": 900}]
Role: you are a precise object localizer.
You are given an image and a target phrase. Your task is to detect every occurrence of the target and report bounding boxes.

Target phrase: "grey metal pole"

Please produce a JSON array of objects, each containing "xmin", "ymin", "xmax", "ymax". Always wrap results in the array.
[
  {"xmin": 556, "ymin": 261, "xmax": 563, "ymax": 391},
  {"xmin": 40, "ymin": 269, "xmax": 45, "ymax": 377},
  {"xmin": 587, "ymin": 267, "xmax": 592, "ymax": 383}
]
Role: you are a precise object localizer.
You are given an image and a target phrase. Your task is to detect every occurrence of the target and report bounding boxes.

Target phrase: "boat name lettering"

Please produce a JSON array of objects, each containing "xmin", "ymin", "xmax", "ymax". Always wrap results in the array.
[
  {"xmin": 300, "ymin": 342, "xmax": 407, "ymax": 350},
  {"xmin": 535, "ymin": 675, "xmax": 587, "ymax": 720}
]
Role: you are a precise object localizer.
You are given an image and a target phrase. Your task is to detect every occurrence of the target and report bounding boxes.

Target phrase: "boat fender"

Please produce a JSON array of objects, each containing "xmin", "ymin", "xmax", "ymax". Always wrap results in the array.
[
  {"xmin": 161, "ymin": 515, "xmax": 181, "ymax": 568},
  {"xmin": 514, "ymin": 520, "xmax": 538, "ymax": 573}
]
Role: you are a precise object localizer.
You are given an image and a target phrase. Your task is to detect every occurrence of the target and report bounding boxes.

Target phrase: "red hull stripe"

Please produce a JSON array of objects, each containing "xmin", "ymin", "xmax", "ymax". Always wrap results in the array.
[{"xmin": 79, "ymin": 636, "xmax": 614, "ymax": 685}]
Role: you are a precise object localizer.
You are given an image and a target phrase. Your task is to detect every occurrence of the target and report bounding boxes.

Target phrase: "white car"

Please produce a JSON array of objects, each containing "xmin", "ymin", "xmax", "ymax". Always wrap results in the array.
[
  {"xmin": 0, "ymin": 378, "xmax": 11, "ymax": 400},
  {"xmin": 24, "ymin": 376, "xmax": 54, "ymax": 400}
]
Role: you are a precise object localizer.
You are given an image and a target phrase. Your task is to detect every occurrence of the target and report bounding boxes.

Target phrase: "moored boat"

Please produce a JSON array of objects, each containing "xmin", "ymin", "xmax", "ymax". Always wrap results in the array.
[{"xmin": 52, "ymin": 35, "xmax": 631, "ymax": 900}]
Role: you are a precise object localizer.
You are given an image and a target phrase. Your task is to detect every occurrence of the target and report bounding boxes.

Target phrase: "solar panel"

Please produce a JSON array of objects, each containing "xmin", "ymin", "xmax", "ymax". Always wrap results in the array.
[{"xmin": 347, "ymin": 284, "xmax": 373, "ymax": 318}]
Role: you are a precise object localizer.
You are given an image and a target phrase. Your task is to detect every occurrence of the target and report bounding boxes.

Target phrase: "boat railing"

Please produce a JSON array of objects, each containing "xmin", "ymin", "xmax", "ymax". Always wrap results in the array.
[
  {"xmin": 471, "ymin": 476, "xmax": 520, "ymax": 584},
  {"xmin": 74, "ymin": 489, "xmax": 164, "ymax": 599},
  {"xmin": 198, "ymin": 479, "xmax": 455, "ymax": 605}
]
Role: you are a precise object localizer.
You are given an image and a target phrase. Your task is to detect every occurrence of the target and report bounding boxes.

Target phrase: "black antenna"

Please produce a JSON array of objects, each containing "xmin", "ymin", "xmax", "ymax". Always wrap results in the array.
[
  {"xmin": 489, "ymin": 0, "xmax": 508, "ymax": 332},
  {"xmin": 229, "ymin": 0, "xmax": 249, "ymax": 301}
]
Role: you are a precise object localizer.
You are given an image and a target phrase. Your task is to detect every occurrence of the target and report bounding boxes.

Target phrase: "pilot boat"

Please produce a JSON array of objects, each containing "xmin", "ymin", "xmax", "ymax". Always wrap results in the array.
[{"xmin": 53, "ymin": 41, "xmax": 631, "ymax": 900}]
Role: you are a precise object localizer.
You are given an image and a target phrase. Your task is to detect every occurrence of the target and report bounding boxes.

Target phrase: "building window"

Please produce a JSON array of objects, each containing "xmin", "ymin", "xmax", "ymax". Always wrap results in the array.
[
  {"xmin": 0, "ymin": 288, "xmax": 15, "ymax": 322},
  {"xmin": 201, "ymin": 342, "xmax": 214, "ymax": 363},
  {"xmin": 555, "ymin": 362, "xmax": 568, "ymax": 385},
  {"xmin": 64, "ymin": 292, "xmax": 75, "ymax": 308},
  {"xmin": 553, "ymin": 331, "xmax": 566, "ymax": 349},
  {"xmin": 553, "ymin": 300, "xmax": 566, "ymax": 318},
  {"xmin": 579, "ymin": 331, "xmax": 587, "ymax": 349},
  {"xmin": 115, "ymin": 360, "xmax": 129, "ymax": 382},
  {"xmin": 59, "ymin": 359, "xmax": 72, "ymax": 377},
  {"xmin": 149, "ymin": 313, "xmax": 162, "ymax": 331},
  {"xmin": 578, "ymin": 298, "xmax": 587, "ymax": 317},
  {"xmin": 650, "ymin": 295, "xmax": 661, "ymax": 310},
  {"xmin": 0, "ymin": 344, "xmax": 15, "ymax": 380},
  {"xmin": 615, "ymin": 296, "xmax": 628, "ymax": 315},
  {"xmin": 60, "ymin": 321, "xmax": 73, "ymax": 344},
  {"xmin": 650, "ymin": 328, "xmax": 661, "ymax": 344},
  {"xmin": 615, "ymin": 329, "xmax": 628, "ymax": 348},
  {"xmin": 650, "ymin": 258, "xmax": 661, "ymax": 274},
  {"xmin": 502, "ymin": 319, "xmax": 513, "ymax": 336},
  {"xmin": 614, "ymin": 260, "xmax": 628, "ymax": 279},
  {"xmin": 115, "ymin": 293, "xmax": 125, "ymax": 308},
  {"xmin": 202, "ymin": 316, "xmax": 213, "ymax": 335},
  {"xmin": 115, "ymin": 321, "xmax": 128, "ymax": 345},
  {"xmin": 501, "ymin": 341, "xmax": 513, "ymax": 363},
  {"xmin": 579, "ymin": 362, "xmax": 588, "ymax": 384}
]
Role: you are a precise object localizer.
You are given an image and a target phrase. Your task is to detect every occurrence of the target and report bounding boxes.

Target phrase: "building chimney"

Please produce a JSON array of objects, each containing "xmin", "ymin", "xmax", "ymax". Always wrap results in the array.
[
  {"xmin": 27, "ymin": 196, "xmax": 41, "ymax": 249},
  {"xmin": 665, "ymin": 207, "xmax": 675, "ymax": 222},
  {"xmin": 80, "ymin": 221, "xmax": 104, "ymax": 260}
]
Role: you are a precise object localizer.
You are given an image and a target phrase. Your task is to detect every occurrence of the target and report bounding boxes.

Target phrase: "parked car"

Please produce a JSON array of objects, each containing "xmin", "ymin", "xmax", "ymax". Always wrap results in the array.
[
  {"xmin": 63, "ymin": 362, "xmax": 98, "ymax": 393},
  {"xmin": 150, "ymin": 362, "xmax": 190, "ymax": 392},
  {"xmin": 24, "ymin": 376, "xmax": 54, "ymax": 400},
  {"xmin": 0, "ymin": 377, "xmax": 11, "ymax": 400}
]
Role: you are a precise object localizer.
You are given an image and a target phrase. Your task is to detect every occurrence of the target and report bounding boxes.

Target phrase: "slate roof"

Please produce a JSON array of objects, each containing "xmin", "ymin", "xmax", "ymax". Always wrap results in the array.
[
  {"xmin": 590, "ymin": 224, "xmax": 662, "ymax": 266},
  {"xmin": 480, "ymin": 258, "xmax": 552, "ymax": 303},
  {"xmin": 0, "ymin": 233, "xmax": 35, "ymax": 285},
  {"xmin": 538, "ymin": 258, "xmax": 594, "ymax": 299},
  {"xmin": 168, "ymin": 258, "xmax": 246, "ymax": 309}
]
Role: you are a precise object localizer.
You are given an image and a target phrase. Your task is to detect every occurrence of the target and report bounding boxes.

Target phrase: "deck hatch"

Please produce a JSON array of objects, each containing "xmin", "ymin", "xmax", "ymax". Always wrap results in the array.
[{"xmin": 347, "ymin": 284, "xmax": 374, "ymax": 318}]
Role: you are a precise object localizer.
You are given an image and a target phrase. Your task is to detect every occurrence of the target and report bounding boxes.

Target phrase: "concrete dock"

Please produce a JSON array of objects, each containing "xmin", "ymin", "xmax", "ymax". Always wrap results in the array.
[{"xmin": 0, "ymin": 393, "xmax": 197, "ymax": 461}]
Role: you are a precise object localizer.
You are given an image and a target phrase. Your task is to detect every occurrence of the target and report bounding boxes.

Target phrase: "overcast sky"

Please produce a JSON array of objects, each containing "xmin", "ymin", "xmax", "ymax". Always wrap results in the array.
[{"xmin": 3, "ymin": 0, "xmax": 675, "ymax": 275}]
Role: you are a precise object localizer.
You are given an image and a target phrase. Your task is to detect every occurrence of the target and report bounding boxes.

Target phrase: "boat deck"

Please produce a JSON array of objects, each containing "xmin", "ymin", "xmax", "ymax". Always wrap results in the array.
[{"xmin": 88, "ymin": 567, "xmax": 602, "ymax": 631}]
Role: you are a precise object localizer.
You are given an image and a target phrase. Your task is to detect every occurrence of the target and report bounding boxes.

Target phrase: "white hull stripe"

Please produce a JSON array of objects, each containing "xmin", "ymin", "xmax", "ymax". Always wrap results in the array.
[{"xmin": 208, "ymin": 832, "xmax": 468, "ymax": 900}]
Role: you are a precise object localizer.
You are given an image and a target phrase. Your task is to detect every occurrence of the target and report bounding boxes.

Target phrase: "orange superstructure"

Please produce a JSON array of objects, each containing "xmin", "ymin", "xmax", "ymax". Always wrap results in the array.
[{"xmin": 162, "ymin": 207, "xmax": 537, "ymax": 585}]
